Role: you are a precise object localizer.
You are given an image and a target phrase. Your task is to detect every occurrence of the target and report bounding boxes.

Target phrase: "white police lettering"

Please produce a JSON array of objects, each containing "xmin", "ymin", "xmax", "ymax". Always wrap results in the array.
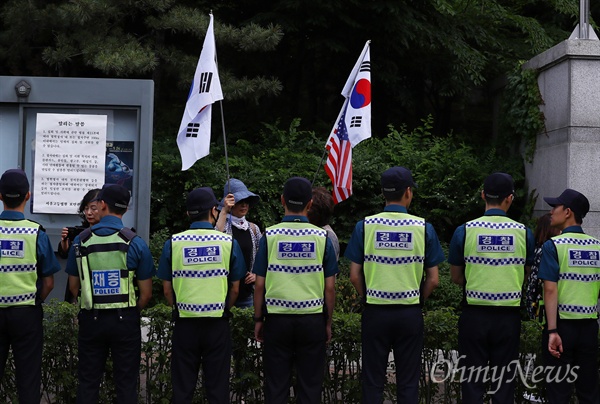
[
  {"xmin": 568, "ymin": 249, "xmax": 599, "ymax": 267},
  {"xmin": 183, "ymin": 246, "xmax": 222, "ymax": 265},
  {"xmin": 476, "ymin": 235, "xmax": 515, "ymax": 253},
  {"xmin": 277, "ymin": 241, "xmax": 316, "ymax": 259},
  {"xmin": 374, "ymin": 231, "xmax": 413, "ymax": 250},
  {"xmin": 92, "ymin": 270, "xmax": 121, "ymax": 295},
  {"xmin": 0, "ymin": 240, "xmax": 25, "ymax": 258}
]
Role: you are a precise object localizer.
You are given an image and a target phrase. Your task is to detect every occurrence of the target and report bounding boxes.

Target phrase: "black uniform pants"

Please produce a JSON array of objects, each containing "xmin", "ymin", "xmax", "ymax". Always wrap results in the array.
[
  {"xmin": 542, "ymin": 319, "xmax": 600, "ymax": 404},
  {"xmin": 76, "ymin": 307, "xmax": 141, "ymax": 404},
  {"xmin": 457, "ymin": 306, "xmax": 521, "ymax": 404},
  {"xmin": 361, "ymin": 304, "xmax": 423, "ymax": 404},
  {"xmin": 171, "ymin": 316, "xmax": 231, "ymax": 404},
  {"xmin": 263, "ymin": 313, "xmax": 327, "ymax": 404},
  {"xmin": 0, "ymin": 305, "xmax": 43, "ymax": 404}
]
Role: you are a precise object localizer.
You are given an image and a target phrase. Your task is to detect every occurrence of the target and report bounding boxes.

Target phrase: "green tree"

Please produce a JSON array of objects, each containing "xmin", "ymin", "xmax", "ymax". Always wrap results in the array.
[{"xmin": 0, "ymin": 0, "xmax": 283, "ymax": 106}]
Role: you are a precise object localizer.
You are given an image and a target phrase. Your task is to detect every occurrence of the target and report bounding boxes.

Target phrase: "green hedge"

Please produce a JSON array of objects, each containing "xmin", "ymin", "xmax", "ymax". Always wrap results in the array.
[{"xmin": 0, "ymin": 300, "xmax": 561, "ymax": 404}]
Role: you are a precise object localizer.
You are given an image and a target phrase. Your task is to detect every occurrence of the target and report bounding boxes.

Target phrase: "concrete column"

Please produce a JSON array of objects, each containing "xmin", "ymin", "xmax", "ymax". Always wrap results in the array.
[{"xmin": 524, "ymin": 40, "xmax": 600, "ymax": 238}]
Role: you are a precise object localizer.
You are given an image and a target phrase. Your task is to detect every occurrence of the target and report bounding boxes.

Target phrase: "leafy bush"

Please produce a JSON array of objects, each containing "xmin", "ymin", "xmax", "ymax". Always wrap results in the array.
[
  {"xmin": 424, "ymin": 262, "xmax": 463, "ymax": 312},
  {"xmin": 150, "ymin": 116, "xmax": 531, "ymax": 251}
]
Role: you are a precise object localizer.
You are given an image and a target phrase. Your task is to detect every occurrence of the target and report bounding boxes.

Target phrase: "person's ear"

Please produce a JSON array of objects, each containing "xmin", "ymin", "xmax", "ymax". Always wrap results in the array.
[{"xmin": 565, "ymin": 207, "xmax": 572, "ymax": 219}]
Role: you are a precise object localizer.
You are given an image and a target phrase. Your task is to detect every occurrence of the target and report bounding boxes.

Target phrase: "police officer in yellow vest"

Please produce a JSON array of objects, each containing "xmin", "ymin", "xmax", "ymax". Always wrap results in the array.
[
  {"xmin": 157, "ymin": 187, "xmax": 246, "ymax": 403},
  {"xmin": 0, "ymin": 169, "xmax": 60, "ymax": 404},
  {"xmin": 449, "ymin": 172, "xmax": 534, "ymax": 403},
  {"xmin": 66, "ymin": 184, "xmax": 155, "ymax": 403},
  {"xmin": 538, "ymin": 189, "xmax": 600, "ymax": 403},
  {"xmin": 346, "ymin": 166, "xmax": 444, "ymax": 404},
  {"xmin": 253, "ymin": 177, "xmax": 338, "ymax": 404}
]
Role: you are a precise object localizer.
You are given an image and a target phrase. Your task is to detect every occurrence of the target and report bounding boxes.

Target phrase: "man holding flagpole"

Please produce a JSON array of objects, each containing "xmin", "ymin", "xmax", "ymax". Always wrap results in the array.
[
  {"xmin": 177, "ymin": 13, "xmax": 223, "ymax": 171},
  {"xmin": 325, "ymin": 40, "xmax": 371, "ymax": 204}
]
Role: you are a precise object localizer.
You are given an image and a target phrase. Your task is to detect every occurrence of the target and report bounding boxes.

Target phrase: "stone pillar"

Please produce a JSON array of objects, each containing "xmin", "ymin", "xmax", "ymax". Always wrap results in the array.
[{"xmin": 524, "ymin": 40, "xmax": 600, "ymax": 238}]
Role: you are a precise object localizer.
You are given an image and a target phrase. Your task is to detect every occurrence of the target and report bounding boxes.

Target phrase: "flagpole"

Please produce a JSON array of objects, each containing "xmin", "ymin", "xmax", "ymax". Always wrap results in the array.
[
  {"xmin": 212, "ymin": 15, "xmax": 231, "ymax": 227},
  {"xmin": 219, "ymin": 99, "xmax": 233, "ymax": 228},
  {"xmin": 219, "ymin": 100, "xmax": 231, "ymax": 187}
]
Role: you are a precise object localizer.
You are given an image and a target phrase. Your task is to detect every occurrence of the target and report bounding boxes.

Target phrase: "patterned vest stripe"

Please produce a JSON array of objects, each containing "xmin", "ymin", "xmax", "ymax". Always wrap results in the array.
[
  {"xmin": 363, "ymin": 212, "xmax": 425, "ymax": 305},
  {"xmin": 464, "ymin": 216, "xmax": 526, "ymax": 307},
  {"xmin": 79, "ymin": 231, "xmax": 135, "ymax": 310},
  {"xmin": 171, "ymin": 229, "xmax": 232, "ymax": 318},
  {"xmin": 0, "ymin": 220, "xmax": 39, "ymax": 307},
  {"xmin": 553, "ymin": 234, "xmax": 600, "ymax": 320},
  {"xmin": 265, "ymin": 222, "xmax": 326, "ymax": 314}
]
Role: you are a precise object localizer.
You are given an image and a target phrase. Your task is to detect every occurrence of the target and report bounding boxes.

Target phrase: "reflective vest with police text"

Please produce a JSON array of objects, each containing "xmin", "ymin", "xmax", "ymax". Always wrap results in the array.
[
  {"xmin": 0, "ymin": 219, "xmax": 39, "ymax": 307},
  {"xmin": 265, "ymin": 222, "xmax": 326, "ymax": 314},
  {"xmin": 553, "ymin": 233, "xmax": 600, "ymax": 320},
  {"xmin": 363, "ymin": 212, "xmax": 425, "ymax": 305},
  {"xmin": 464, "ymin": 216, "xmax": 526, "ymax": 307},
  {"xmin": 76, "ymin": 228, "xmax": 136, "ymax": 310},
  {"xmin": 171, "ymin": 229, "xmax": 232, "ymax": 318}
]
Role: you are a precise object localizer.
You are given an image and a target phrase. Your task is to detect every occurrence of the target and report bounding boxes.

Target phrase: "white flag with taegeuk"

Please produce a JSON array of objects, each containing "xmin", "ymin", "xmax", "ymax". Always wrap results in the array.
[{"xmin": 176, "ymin": 14, "xmax": 223, "ymax": 171}]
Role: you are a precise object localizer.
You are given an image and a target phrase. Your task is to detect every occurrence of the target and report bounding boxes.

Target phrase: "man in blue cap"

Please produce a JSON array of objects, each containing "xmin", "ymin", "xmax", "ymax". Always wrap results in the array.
[
  {"xmin": 66, "ymin": 183, "xmax": 155, "ymax": 403},
  {"xmin": 0, "ymin": 168, "xmax": 60, "ymax": 403},
  {"xmin": 345, "ymin": 166, "xmax": 444, "ymax": 404},
  {"xmin": 157, "ymin": 187, "xmax": 246, "ymax": 403},
  {"xmin": 538, "ymin": 188, "xmax": 599, "ymax": 403},
  {"xmin": 449, "ymin": 172, "xmax": 535, "ymax": 403},
  {"xmin": 253, "ymin": 176, "xmax": 338, "ymax": 403}
]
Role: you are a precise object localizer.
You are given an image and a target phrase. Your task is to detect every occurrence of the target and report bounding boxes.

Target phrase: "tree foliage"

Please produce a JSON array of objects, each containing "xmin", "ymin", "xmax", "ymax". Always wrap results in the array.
[
  {"xmin": 0, "ymin": 0, "xmax": 284, "ymax": 104},
  {"xmin": 1, "ymin": 0, "xmax": 596, "ymax": 137}
]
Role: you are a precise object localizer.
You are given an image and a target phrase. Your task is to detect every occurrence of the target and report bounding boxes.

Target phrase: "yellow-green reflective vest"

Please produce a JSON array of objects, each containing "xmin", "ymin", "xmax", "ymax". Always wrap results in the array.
[
  {"xmin": 265, "ymin": 222, "xmax": 326, "ymax": 314},
  {"xmin": 0, "ymin": 219, "xmax": 39, "ymax": 307},
  {"xmin": 552, "ymin": 233, "xmax": 600, "ymax": 320},
  {"xmin": 171, "ymin": 229, "xmax": 232, "ymax": 318},
  {"xmin": 76, "ymin": 228, "xmax": 136, "ymax": 310},
  {"xmin": 363, "ymin": 212, "xmax": 425, "ymax": 305},
  {"xmin": 464, "ymin": 216, "xmax": 526, "ymax": 307}
]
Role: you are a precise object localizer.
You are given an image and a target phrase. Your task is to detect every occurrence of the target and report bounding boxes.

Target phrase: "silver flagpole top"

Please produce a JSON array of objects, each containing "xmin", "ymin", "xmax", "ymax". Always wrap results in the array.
[{"xmin": 570, "ymin": 0, "xmax": 599, "ymax": 40}]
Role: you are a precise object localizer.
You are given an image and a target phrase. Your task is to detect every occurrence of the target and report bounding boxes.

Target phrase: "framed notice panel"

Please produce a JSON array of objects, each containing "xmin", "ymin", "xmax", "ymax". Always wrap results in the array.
[{"xmin": 0, "ymin": 76, "xmax": 154, "ymax": 246}]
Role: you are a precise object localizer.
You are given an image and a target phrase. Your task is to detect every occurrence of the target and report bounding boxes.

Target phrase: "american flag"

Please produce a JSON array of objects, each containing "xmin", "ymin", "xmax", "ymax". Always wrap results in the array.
[
  {"xmin": 323, "ymin": 40, "xmax": 371, "ymax": 204},
  {"xmin": 325, "ymin": 102, "xmax": 352, "ymax": 203}
]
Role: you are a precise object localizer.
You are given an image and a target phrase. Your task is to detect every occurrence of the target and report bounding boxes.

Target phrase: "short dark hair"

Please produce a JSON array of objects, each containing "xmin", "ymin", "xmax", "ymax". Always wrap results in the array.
[
  {"xmin": 106, "ymin": 204, "xmax": 127, "ymax": 216},
  {"xmin": 383, "ymin": 188, "xmax": 407, "ymax": 202},
  {"xmin": 308, "ymin": 187, "xmax": 334, "ymax": 227},
  {"xmin": 286, "ymin": 203, "xmax": 306, "ymax": 214},
  {"xmin": 573, "ymin": 210, "xmax": 583, "ymax": 225},
  {"xmin": 2, "ymin": 194, "xmax": 26, "ymax": 209},
  {"xmin": 483, "ymin": 194, "xmax": 505, "ymax": 207},
  {"xmin": 189, "ymin": 208, "xmax": 213, "ymax": 222}
]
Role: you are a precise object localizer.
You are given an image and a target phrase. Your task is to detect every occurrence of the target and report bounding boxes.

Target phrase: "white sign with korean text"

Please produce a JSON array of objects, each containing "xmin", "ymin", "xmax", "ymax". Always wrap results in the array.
[{"xmin": 33, "ymin": 113, "xmax": 107, "ymax": 214}]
